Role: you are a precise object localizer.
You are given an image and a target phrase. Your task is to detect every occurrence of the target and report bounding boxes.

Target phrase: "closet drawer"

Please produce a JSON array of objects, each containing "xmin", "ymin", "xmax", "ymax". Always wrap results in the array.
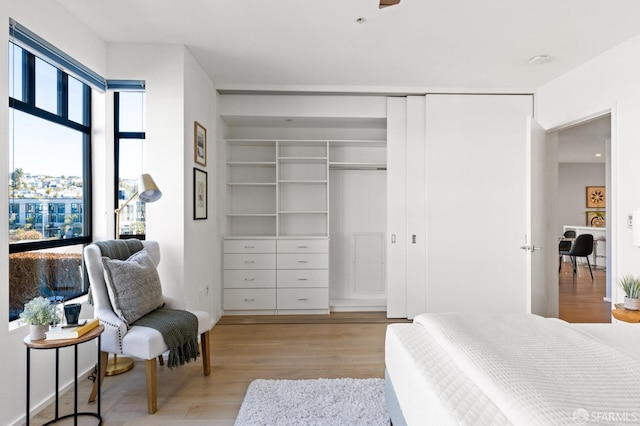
[
  {"xmin": 224, "ymin": 253, "xmax": 276, "ymax": 270},
  {"xmin": 277, "ymin": 239, "xmax": 328, "ymax": 253},
  {"xmin": 277, "ymin": 253, "xmax": 328, "ymax": 269},
  {"xmin": 223, "ymin": 239, "xmax": 276, "ymax": 254},
  {"xmin": 277, "ymin": 288, "xmax": 329, "ymax": 310},
  {"xmin": 277, "ymin": 269, "xmax": 328, "ymax": 288},
  {"xmin": 224, "ymin": 289, "xmax": 276, "ymax": 310},
  {"xmin": 224, "ymin": 270, "xmax": 276, "ymax": 289}
]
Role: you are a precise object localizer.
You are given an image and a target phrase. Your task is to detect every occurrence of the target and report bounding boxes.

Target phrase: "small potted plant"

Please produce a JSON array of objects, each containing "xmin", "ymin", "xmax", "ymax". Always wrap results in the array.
[
  {"xmin": 617, "ymin": 275, "xmax": 640, "ymax": 311},
  {"xmin": 20, "ymin": 296, "xmax": 60, "ymax": 340}
]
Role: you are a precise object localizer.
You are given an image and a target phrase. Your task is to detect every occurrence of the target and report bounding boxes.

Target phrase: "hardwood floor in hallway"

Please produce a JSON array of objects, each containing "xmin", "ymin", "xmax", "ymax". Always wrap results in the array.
[{"xmin": 558, "ymin": 259, "xmax": 611, "ymax": 323}]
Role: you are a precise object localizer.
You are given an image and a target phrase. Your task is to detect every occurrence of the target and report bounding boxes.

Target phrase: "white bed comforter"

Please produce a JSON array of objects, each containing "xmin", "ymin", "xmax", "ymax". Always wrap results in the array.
[{"xmin": 414, "ymin": 313, "xmax": 640, "ymax": 426}]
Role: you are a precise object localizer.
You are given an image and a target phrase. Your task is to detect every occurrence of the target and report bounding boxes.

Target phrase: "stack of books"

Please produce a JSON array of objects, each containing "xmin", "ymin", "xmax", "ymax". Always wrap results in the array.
[{"xmin": 45, "ymin": 318, "xmax": 100, "ymax": 340}]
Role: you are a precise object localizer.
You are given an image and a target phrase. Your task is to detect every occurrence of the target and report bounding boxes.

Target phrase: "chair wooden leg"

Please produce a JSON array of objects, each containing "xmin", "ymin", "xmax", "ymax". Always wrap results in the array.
[
  {"xmin": 145, "ymin": 358, "xmax": 158, "ymax": 414},
  {"xmin": 201, "ymin": 330, "xmax": 211, "ymax": 376},
  {"xmin": 88, "ymin": 351, "xmax": 109, "ymax": 403},
  {"xmin": 158, "ymin": 355, "xmax": 164, "ymax": 366}
]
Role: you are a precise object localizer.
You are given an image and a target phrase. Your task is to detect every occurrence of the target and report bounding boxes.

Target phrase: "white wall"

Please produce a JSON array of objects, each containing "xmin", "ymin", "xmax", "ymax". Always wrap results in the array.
[
  {"xmin": 537, "ymin": 33, "xmax": 640, "ymax": 304},
  {"xmin": 107, "ymin": 45, "xmax": 218, "ymax": 321},
  {"xmin": 183, "ymin": 49, "xmax": 218, "ymax": 318},
  {"xmin": 1, "ymin": 2, "xmax": 107, "ymax": 425},
  {"xmin": 108, "ymin": 43, "xmax": 187, "ymax": 302},
  {"xmin": 558, "ymin": 163, "xmax": 606, "ymax": 233}
]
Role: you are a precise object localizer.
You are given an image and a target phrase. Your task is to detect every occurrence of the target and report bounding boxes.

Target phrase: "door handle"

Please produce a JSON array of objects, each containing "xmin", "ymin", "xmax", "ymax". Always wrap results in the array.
[{"xmin": 520, "ymin": 245, "xmax": 543, "ymax": 252}]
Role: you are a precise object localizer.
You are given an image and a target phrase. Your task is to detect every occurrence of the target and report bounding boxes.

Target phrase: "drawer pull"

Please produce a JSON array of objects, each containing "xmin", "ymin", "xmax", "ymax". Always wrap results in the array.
[
  {"xmin": 298, "ymin": 245, "xmax": 308, "ymax": 249},
  {"xmin": 244, "ymin": 245, "xmax": 255, "ymax": 249},
  {"xmin": 297, "ymin": 260, "xmax": 309, "ymax": 263},
  {"xmin": 297, "ymin": 298, "xmax": 308, "ymax": 301},
  {"xmin": 244, "ymin": 298, "xmax": 255, "ymax": 302},
  {"xmin": 245, "ymin": 260, "xmax": 255, "ymax": 264},
  {"xmin": 244, "ymin": 278, "xmax": 255, "ymax": 281},
  {"xmin": 297, "ymin": 278, "xmax": 308, "ymax": 281}
]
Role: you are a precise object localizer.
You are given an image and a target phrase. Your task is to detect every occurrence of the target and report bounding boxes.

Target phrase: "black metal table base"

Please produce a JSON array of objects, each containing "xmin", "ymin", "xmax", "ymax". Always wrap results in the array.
[{"xmin": 25, "ymin": 330, "xmax": 102, "ymax": 426}]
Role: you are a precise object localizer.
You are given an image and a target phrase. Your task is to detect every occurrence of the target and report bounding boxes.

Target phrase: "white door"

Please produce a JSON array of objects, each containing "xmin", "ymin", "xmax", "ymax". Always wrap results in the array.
[
  {"xmin": 425, "ymin": 94, "xmax": 534, "ymax": 313},
  {"xmin": 526, "ymin": 116, "xmax": 550, "ymax": 316}
]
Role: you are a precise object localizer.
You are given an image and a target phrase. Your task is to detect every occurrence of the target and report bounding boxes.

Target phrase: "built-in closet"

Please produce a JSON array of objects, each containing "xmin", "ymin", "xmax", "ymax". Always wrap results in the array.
[
  {"xmin": 219, "ymin": 98, "xmax": 388, "ymax": 315},
  {"xmin": 219, "ymin": 93, "xmax": 535, "ymax": 318}
]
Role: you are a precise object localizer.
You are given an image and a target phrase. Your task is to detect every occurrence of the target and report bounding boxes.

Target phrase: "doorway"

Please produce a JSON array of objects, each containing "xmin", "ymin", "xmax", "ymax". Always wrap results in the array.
[{"xmin": 553, "ymin": 113, "xmax": 612, "ymax": 322}]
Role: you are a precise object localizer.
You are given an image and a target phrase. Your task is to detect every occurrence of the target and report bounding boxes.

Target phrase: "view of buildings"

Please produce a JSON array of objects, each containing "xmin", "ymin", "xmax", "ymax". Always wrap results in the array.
[{"xmin": 9, "ymin": 169, "xmax": 84, "ymax": 241}]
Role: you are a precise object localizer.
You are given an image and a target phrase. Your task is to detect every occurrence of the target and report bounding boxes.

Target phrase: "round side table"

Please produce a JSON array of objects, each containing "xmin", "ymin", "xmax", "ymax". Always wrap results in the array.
[
  {"xmin": 24, "ymin": 325, "xmax": 104, "ymax": 425},
  {"xmin": 612, "ymin": 304, "xmax": 640, "ymax": 323}
]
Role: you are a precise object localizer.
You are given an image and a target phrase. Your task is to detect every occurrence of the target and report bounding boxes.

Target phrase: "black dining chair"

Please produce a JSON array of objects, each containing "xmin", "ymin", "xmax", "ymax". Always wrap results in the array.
[
  {"xmin": 558, "ymin": 230, "xmax": 577, "ymax": 272},
  {"xmin": 558, "ymin": 240, "xmax": 572, "ymax": 272},
  {"xmin": 568, "ymin": 233, "xmax": 594, "ymax": 280}
]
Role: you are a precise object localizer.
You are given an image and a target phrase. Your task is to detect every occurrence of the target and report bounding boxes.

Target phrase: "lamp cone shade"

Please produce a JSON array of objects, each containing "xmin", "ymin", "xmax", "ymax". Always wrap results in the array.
[{"xmin": 138, "ymin": 173, "xmax": 162, "ymax": 203}]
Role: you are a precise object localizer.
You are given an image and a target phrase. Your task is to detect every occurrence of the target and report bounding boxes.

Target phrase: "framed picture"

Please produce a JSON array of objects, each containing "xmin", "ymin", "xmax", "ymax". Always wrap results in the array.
[
  {"xmin": 586, "ymin": 211, "xmax": 605, "ymax": 227},
  {"xmin": 194, "ymin": 121, "xmax": 207, "ymax": 166},
  {"xmin": 194, "ymin": 168, "xmax": 207, "ymax": 220},
  {"xmin": 586, "ymin": 186, "xmax": 605, "ymax": 208}
]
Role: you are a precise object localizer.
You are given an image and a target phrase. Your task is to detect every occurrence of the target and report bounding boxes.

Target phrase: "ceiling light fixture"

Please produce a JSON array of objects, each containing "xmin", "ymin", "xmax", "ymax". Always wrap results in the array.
[
  {"xmin": 595, "ymin": 153, "xmax": 602, "ymax": 157},
  {"xmin": 528, "ymin": 54, "xmax": 553, "ymax": 65},
  {"xmin": 356, "ymin": 17, "xmax": 367, "ymax": 24}
]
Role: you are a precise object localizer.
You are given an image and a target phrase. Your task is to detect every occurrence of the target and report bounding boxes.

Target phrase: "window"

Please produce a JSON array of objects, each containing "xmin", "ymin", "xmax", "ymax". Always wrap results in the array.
[
  {"xmin": 8, "ymin": 42, "xmax": 92, "ymax": 321},
  {"xmin": 114, "ymin": 91, "xmax": 147, "ymax": 238}
]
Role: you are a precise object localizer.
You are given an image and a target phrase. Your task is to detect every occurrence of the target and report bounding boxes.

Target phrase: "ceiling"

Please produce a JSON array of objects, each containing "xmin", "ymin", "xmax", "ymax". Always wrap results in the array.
[{"xmin": 55, "ymin": 0, "xmax": 640, "ymax": 92}]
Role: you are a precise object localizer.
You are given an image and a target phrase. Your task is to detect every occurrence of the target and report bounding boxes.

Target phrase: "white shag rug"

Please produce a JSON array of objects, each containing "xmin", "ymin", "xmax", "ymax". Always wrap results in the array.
[{"xmin": 234, "ymin": 378, "xmax": 389, "ymax": 426}]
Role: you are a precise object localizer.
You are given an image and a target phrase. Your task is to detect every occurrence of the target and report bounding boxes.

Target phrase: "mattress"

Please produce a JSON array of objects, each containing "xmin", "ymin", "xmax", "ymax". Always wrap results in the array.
[
  {"xmin": 385, "ymin": 323, "xmax": 511, "ymax": 425},
  {"xmin": 387, "ymin": 313, "xmax": 640, "ymax": 426}
]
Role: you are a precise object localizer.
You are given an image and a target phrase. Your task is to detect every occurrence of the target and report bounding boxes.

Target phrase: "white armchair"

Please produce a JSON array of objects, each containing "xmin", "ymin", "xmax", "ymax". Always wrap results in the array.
[{"xmin": 84, "ymin": 240, "xmax": 212, "ymax": 413}]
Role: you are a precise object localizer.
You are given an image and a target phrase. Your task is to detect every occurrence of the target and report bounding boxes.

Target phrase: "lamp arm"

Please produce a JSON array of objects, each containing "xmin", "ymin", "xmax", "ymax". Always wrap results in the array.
[
  {"xmin": 115, "ymin": 190, "xmax": 139, "ymax": 239},
  {"xmin": 114, "ymin": 190, "xmax": 139, "ymax": 215}
]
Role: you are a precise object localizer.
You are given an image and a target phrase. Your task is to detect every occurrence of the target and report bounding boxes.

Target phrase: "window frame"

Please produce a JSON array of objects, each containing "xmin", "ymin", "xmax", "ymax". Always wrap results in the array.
[
  {"xmin": 8, "ymin": 45, "xmax": 92, "ymax": 254},
  {"xmin": 114, "ymin": 91, "xmax": 147, "ymax": 239}
]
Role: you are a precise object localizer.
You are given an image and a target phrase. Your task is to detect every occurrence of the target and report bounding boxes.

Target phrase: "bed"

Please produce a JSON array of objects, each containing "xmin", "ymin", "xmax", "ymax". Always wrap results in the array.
[{"xmin": 385, "ymin": 313, "xmax": 640, "ymax": 426}]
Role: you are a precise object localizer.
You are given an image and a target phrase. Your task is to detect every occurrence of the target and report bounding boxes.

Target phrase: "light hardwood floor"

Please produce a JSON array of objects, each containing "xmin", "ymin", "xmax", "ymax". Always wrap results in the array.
[
  {"xmin": 29, "ymin": 313, "xmax": 398, "ymax": 425},
  {"xmin": 29, "ymin": 273, "xmax": 609, "ymax": 425}
]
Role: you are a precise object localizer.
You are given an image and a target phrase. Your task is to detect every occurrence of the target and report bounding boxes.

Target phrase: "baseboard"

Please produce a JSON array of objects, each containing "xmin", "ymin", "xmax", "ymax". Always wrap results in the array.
[{"xmin": 330, "ymin": 298, "xmax": 386, "ymax": 312}]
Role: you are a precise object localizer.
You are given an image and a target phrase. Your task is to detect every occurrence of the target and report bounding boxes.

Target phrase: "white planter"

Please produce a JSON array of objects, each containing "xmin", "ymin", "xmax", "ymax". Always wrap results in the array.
[
  {"xmin": 29, "ymin": 324, "xmax": 49, "ymax": 340},
  {"xmin": 623, "ymin": 297, "xmax": 640, "ymax": 311}
]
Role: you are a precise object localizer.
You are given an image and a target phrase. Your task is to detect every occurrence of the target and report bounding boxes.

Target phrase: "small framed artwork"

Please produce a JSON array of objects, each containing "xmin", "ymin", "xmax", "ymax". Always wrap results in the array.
[
  {"xmin": 586, "ymin": 186, "xmax": 605, "ymax": 208},
  {"xmin": 586, "ymin": 211, "xmax": 605, "ymax": 227},
  {"xmin": 194, "ymin": 121, "xmax": 207, "ymax": 166},
  {"xmin": 194, "ymin": 168, "xmax": 207, "ymax": 220}
]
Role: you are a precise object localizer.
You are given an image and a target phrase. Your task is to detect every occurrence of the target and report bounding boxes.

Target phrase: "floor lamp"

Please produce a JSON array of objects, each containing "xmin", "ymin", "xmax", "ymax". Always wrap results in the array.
[{"xmin": 107, "ymin": 173, "xmax": 162, "ymax": 376}]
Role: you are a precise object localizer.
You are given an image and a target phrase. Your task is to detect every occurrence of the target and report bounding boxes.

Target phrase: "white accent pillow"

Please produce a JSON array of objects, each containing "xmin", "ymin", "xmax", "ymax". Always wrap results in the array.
[{"xmin": 102, "ymin": 249, "xmax": 164, "ymax": 326}]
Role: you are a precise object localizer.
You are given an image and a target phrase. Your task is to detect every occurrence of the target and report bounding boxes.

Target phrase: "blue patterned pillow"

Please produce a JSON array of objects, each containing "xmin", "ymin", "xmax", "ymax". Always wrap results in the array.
[{"xmin": 102, "ymin": 249, "xmax": 164, "ymax": 326}]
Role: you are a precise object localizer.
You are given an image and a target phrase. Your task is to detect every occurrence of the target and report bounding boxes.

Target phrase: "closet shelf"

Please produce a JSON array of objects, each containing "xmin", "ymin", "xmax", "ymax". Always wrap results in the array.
[
  {"xmin": 329, "ymin": 162, "xmax": 387, "ymax": 170},
  {"xmin": 278, "ymin": 211, "xmax": 328, "ymax": 214},
  {"xmin": 226, "ymin": 213, "xmax": 277, "ymax": 217},
  {"xmin": 278, "ymin": 157, "xmax": 327, "ymax": 164},
  {"xmin": 227, "ymin": 182, "xmax": 277, "ymax": 186},
  {"xmin": 278, "ymin": 180, "xmax": 328, "ymax": 184},
  {"xmin": 227, "ymin": 161, "xmax": 276, "ymax": 167}
]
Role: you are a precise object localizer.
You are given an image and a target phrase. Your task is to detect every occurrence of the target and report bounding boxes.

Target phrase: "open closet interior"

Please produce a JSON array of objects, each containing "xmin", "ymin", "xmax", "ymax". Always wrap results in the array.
[{"xmin": 220, "ymin": 108, "xmax": 388, "ymax": 315}]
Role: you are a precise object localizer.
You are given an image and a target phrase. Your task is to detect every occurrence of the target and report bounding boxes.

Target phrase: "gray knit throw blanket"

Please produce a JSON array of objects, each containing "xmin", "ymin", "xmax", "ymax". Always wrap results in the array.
[
  {"xmin": 134, "ymin": 308, "xmax": 200, "ymax": 369},
  {"xmin": 95, "ymin": 239, "xmax": 144, "ymax": 260},
  {"xmin": 95, "ymin": 239, "xmax": 199, "ymax": 368}
]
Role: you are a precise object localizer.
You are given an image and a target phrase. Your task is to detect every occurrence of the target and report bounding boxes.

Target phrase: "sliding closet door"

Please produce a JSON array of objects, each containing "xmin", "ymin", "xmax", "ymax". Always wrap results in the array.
[
  {"xmin": 386, "ymin": 96, "xmax": 427, "ymax": 319},
  {"xmin": 386, "ymin": 97, "xmax": 408, "ymax": 317},
  {"xmin": 425, "ymin": 94, "xmax": 533, "ymax": 313}
]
